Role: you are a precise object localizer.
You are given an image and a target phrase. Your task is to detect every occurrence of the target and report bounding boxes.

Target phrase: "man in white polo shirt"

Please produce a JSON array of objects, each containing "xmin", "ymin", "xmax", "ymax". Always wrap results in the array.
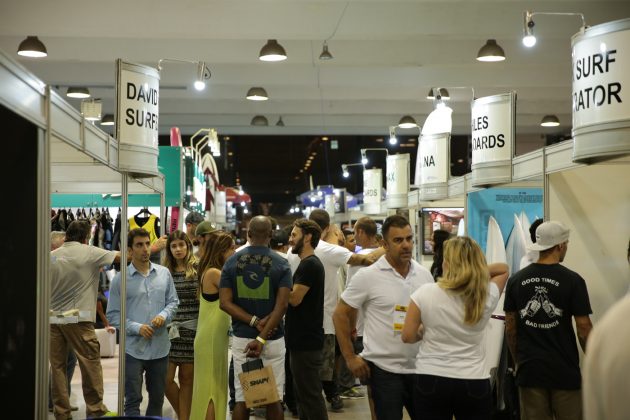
[{"xmin": 333, "ymin": 215, "xmax": 433, "ymax": 420}]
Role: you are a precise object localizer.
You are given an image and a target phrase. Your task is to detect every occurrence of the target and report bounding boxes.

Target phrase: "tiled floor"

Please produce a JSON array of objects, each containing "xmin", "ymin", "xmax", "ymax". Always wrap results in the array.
[{"xmin": 50, "ymin": 346, "xmax": 409, "ymax": 419}]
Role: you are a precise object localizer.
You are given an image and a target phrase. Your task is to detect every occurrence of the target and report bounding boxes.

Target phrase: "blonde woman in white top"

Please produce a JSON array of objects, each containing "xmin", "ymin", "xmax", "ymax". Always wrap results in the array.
[{"xmin": 401, "ymin": 236, "xmax": 508, "ymax": 420}]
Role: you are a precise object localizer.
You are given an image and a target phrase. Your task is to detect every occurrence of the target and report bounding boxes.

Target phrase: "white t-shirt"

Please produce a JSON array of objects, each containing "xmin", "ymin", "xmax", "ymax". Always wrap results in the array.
[
  {"xmin": 289, "ymin": 241, "xmax": 352, "ymax": 334},
  {"xmin": 410, "ymin": 282, "xmax": 500, "ymax": 379},
  {"xmin": 583, "ymin": 296, "xmax": 630, "ymax": 420},
  {"xmin": 342, "ymin": 256, "xmax": 433, "ymax": 374},
  {"xmin": 346, "ymin": 247, "xmax": 378, "ymax": 337},
  {"xmin": 50, "ymin": 242, "xmax": 117, "ymax": 322}
]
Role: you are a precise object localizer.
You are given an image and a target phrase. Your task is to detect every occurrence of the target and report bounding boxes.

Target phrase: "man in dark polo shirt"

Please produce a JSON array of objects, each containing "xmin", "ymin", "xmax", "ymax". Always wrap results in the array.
[{"xmin": 286, "ymin": 219, "xmax": 328, "ymax": 420}]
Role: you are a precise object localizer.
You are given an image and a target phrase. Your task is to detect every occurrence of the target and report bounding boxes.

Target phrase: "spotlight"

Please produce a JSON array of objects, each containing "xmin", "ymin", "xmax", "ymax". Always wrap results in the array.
[
  {"xmin": 361, "ymin": 150, "xmax": 368, "ymax": 165},
  {"xmin": 476, "ymin": 39, "xmax": 506, "ymax": 62},
  {"xmin": 427, "ymin": 88, "xmax": 450, "ymax": 100},
  {"xmin": 276, "ymin": 116, "xmax": 285, "ymax": 126},
  {"xmin": 523, "ymin": 11, "xmax": 537, "ymax": 47},
  {"xmin": 388, "ymin": 126, "xmax": 398, "ymax": 145},
  {"xmin": 342, "ymin": 164, "xmax": 350, "ymax": 178},
  {"xmin": 194, "ymin": 61, "xmax": 210, "ymax": 91}
]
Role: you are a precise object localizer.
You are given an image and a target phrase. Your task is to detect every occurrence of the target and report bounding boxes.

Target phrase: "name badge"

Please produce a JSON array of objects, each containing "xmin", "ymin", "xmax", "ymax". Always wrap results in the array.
[{"xmin": 393, "ymin": 304, "xmax": 407, "ymax": 332}]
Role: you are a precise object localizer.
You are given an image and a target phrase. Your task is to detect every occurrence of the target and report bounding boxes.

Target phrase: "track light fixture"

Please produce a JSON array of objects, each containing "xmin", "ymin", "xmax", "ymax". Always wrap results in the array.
[
  {"xmin": 17, "ymin": 36, "xmax": 47, "ymax": 58},
  {"xmin": 476, "ymin": 39, "xmax": 506, "ymax": 62},
  {"xmin": 246, "ymin": 87, "xmax": 269, "ymax": 101},
  {"xmin": 388, "ymin": 126, "xmax": 398, "ymax": 145},
  {"xmin": 341, "ymin": 162, "xmax": 363, "ymax": 178},
  {"xmin": 540, "ymin": 115, "xmax": 560, "ymax": 127},
  {"xmin": 259, "ymin": 39, "xmax": 287, "ymax": 62},
  {"xmin": 427, "ymin": 88, "xmax": 450, "ymax": 100},
  {"xmin": 158, "ymin": 58, "xmax": 211, "ymax": 91},
  {"xmin": 66, "ymin": 87, "xmax": 91, "ymax": 99},
  {"xmin": 522, "ymin": 10, "xmax": 586, "ymax": 48},
  {"xmin": 319, "ymin": 42, "xmax": 333, "ymax": 60},
  {"xmin": 251, "ymin": 115, "xmax": 269, "ymax": 126},
  {"xmin": 398, "ymin": 115, "xmax": 418, "ymax": 129}
]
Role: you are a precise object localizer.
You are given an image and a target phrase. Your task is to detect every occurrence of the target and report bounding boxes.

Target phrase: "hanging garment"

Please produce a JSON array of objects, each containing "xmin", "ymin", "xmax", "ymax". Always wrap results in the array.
[{"xmin": 128, "ymin": 213, "xmax": 159, "ymax": 244}]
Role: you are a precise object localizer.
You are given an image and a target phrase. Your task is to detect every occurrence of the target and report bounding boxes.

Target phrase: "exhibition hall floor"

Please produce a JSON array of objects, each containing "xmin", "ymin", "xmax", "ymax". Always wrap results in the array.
[{"xmin": 48, "ymin": 346, "xmax": 408, "ymax": 419}]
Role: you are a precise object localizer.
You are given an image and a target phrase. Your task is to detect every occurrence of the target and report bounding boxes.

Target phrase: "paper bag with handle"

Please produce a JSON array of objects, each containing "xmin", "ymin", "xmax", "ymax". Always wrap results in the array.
[{"xmin": 238, "ymin": 359, "xmax": 280, "ymax": 408}]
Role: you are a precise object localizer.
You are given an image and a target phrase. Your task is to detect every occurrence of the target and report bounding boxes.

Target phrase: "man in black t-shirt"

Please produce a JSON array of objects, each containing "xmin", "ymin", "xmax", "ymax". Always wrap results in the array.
[
  {"xmin": 504, "ymin": 221, "xmax": 593, "ymax": 420},
  {"xmin": 286, "ymin": 218, "xmax": 328, "ymax": 420}
]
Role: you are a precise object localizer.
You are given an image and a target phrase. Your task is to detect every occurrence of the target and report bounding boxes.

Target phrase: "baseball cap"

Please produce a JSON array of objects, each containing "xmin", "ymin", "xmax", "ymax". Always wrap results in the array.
[
  {"xmin": 270, "ymin": 230, "xmax": 289, "ymax": 248},
  {"xmin": 195, "ymin": 221, "xmax": 217, "ymax": 236},
  {"xmin": 185, "ymin": 211, "xmax": 205, "ymax": 225},
  {"xmin": 527, "ymin": 221, "xmax": 570, "ymax": 251}
]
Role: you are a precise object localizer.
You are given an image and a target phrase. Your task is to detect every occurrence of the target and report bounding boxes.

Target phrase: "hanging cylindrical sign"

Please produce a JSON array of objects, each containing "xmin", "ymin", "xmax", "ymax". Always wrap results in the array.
[
  {"xmin": 116, "ymin": 59, "xmax": 160, "ymax": 177},
  {"xmin": 415, "ymin": 133, "xmax": 450, "ymax": 200},
  {"xmin": 324, "ymin": 194, "xmax": 335, "ymax": 216},
  {"xmin": 386, "ymin": 154, "xmax": 410, "ymax": 209},
  {"xmin": 470, "ymin": 92, "xmax": 515, "ymax": 187},
  {"xmin": 572, "ymin": 18, "xmax": 630, "ymax": 162},
  {"xmin": 363, "ymin": 168, "xmax": 382, "ymax": 214}
]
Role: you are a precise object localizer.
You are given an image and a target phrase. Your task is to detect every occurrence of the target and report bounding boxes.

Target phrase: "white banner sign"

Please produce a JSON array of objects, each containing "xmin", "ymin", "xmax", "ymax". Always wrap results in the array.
[
  {"xmin": 471, "ymin": 93, "xmax": 514, "ymax": 166},
  {"xmin": 416, "ymin": 133, "xmax": 449, "ymax": 185},
  {"xmin": 363, "ymin": 169, "xmax": 382, "ymax": 205},
  {"xmin": 386, "ymin": 154, "xmax": 410, "ymax": 208},
  {"xmin": 117, "ymin": 62, "xmax": 160, "ymax": 148},
  {"xmin": 572, "ymin": 28, "xmax": 627, "ymax": 128}
]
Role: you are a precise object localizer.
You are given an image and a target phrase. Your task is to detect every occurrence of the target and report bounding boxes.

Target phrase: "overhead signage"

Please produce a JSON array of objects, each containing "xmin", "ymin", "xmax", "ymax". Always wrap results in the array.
[
  {"xmin": 572, "ymin": 18, "xmax": 630, "ymax": 162},
  {"xmin": 415, "ymin": 133, "xmax": 450, "ymax": 200},
  {"xmin": 386, "ymin": 154, "xmax": 410, "ymax": 209},
  {"xmin": 470, "ymin": 92, "xmax": 515, "ymax": 187},
  {"xmin": 116, "ymin": 59, "xmax": 160, "ymax": 177},
  {"xmin": 363, "ymin": 168, "xmax": 382, "ymax": 214}
]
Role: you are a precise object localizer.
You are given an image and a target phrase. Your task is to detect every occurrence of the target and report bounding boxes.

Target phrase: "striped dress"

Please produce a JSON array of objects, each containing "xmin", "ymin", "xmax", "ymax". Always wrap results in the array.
[{"xmin": 168, "ymin": 271, "xmax": 199, "ymax": 363}]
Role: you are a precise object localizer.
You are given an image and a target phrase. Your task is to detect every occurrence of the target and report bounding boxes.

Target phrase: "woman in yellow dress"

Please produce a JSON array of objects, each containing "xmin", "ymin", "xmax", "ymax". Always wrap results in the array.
[{"xmin": 190, "ymin": 232, "xmax": 234, "ymax": 420}]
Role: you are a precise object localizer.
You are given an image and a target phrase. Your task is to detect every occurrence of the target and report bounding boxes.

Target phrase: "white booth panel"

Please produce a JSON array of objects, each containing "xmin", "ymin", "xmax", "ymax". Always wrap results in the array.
[{"xmin": 0, "ymin": 50, "xmax": 46, "ymax": 128}]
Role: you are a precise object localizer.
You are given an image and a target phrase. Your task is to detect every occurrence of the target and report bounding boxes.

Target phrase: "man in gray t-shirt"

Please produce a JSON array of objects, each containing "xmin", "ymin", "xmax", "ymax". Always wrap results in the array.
[{"xmin": 50, "ymin": 220, "xmax": 119, "ymax": 419}]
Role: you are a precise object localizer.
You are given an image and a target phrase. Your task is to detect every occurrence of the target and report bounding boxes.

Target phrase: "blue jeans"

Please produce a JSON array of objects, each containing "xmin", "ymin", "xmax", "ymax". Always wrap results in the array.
[
  {"xmin": 124, "ymin": 354, "xmax": 168, "ymax": 416},
  {"xmin": 414, "ymin": 374, "xmax": 492, "ymax": 420},
  {"xmin": 367, "ymin": 362, "xmax": 416, "ymax": 420}
]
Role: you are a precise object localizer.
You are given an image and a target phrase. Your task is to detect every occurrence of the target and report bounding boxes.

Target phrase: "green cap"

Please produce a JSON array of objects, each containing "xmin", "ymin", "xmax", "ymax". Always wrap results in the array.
[{"xmin": 195, "ymin": 221, "xmax": 217, "ymax": 236}]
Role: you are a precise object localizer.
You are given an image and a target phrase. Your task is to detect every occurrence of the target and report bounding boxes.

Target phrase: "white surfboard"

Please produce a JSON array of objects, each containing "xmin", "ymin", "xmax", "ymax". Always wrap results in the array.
[
  {"xmin": 457, "ymin": 218, "xmax": 465, "ymax": 237},
  {"xmin": 506, "ymin": 214, "xmax": 528, "ymax": 277},
  {"xmin": 483, "ymin": 216, "xmax": 507, "ymax": 378}
]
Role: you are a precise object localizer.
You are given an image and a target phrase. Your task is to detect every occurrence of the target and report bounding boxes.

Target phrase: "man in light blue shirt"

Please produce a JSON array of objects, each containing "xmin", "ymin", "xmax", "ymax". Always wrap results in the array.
[{"xmin": 107, "ymin": 228, "xmax": 179, "ymax": 416}]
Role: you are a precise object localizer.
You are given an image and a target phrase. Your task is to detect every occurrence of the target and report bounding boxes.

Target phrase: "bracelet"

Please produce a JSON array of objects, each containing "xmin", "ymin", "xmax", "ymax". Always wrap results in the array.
[
  {"xmin": 256, "ymin": 336, "xmax": 266, "ymax": 345},
  {"xmin": 249, "ymin": 315, "xmax": 258, "ymax": 327}
]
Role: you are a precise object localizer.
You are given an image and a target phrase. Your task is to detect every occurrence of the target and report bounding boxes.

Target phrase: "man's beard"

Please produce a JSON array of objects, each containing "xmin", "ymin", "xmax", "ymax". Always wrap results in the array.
[{"xmin": 291, "ymin": 237, "xmax": 304, "ymax": 255}]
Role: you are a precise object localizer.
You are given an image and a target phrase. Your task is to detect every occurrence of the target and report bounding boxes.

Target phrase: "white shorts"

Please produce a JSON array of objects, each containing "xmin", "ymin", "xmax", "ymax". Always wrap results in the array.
[{"xmin": 232, "ymin": 336, "xmax": 285, "ymax": 403}]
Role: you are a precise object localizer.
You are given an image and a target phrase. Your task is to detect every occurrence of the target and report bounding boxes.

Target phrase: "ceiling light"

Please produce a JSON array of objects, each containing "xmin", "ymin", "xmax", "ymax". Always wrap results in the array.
[
  {"xmin": 100, "ymin": 114, "xmax": 115, "ymax": 126},
  {"xmin": 398, "ymin": 115, "xmax": 418, "ymax": 129},
  {"xmin": 476, "ymin": 39, "xmax": 506, "ymax": 62},
  {"xmin": 276, "ymin": 116, "xmax": 285, "ymax": 126},
  {"xmin": 540, "ymin": 115, "xmax": 560, "ymax": 127},
  {"xmin": 319, "ymin": 42, "xmax": 333, "ymax": 60},
  {"xmin": 388, "ymin": 126, "xmax": 398, "ymax": 145},
  {"xmin": 17, "ymin": 36, "xmax": 47, "ymax": 58},
  {"xmin": 342, "ymin": 164, "xmax": 350, "ymax": 178},
  {"xmin": 251, "ymin": 115, "xmax": 269, "ymax": 126},
  {"xmin": 322, "ymin": 136, "xmax": 329, "ymax": 141},
  {"xmin": 360, "ymin": 149, "xmax": 369, "ymax": 165},
  {"xmin": 246, "ymin": 87, "xmax": 268, "ymax": 101},
  {"xmin": 523, "ymin": 11, "xmax": 537, "ymax": 47},
  {"xmin": 259, "ymin": 39, "xmax": 287, "ymax": 62},
  {"xmin": 66, "ymin": 87, "xmax": 91, "ymax": 99},
  {"xmin": 427, "ymin": 88, "xmax": 450, "ymax": 100}
]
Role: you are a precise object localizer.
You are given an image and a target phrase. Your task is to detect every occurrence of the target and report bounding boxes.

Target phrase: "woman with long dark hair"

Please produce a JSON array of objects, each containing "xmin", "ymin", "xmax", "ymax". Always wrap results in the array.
[
  {"xmin": 190, "ymin": 231, "xmax": 235, "ymax": 420},
  {"xmin": 163, "ymin": 230, "xmax": 198, "ymax": 420},
  {"xmin": 430, "ymin": 229, "xmax": 451, "ymax": 281},
  {"xmin": 402, "ymin": 236, "xmax": 509, "ymax": 419}
]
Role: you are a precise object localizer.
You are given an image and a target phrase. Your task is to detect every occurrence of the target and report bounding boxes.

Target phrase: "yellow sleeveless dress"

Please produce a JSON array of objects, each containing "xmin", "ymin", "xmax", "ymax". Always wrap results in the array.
[
  {"xmin": 128, "ymin": 214, "xmax": 158, "ymax": 244},
  {"xmin": 190, "ymin": 292, "xmax": 230, "ymax": 419}
]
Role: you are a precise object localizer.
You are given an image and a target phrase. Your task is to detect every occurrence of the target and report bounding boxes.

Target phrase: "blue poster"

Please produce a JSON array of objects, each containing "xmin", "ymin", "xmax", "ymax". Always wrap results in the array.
[{"xmin": 467, "ymin": 187, "xmax": 543, "ymax": 253}]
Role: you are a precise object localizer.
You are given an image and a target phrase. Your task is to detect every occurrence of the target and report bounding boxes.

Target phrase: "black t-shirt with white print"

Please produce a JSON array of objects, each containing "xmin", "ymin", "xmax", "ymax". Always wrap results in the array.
[{"xmin": 504, "ymin": 263, "xmax": 592, "ymax": 390}]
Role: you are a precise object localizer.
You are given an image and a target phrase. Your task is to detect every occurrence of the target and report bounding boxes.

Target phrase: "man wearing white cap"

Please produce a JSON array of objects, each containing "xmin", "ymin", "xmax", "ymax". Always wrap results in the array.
[{"xmin": 504, "ymin": 221, "xmax": 593, "ymax": 420}]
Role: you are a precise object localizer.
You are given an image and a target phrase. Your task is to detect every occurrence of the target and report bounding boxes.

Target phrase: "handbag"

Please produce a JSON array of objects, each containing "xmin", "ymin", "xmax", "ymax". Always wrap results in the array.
[{"xmin": 238, "ymin": 359, "xmax": 280, "ymax": 408}]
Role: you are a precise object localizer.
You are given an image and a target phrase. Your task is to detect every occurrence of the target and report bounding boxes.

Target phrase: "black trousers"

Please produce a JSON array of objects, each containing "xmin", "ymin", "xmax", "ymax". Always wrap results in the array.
[{"xmin": 290, "ymin": 349, "xmax": 329, "ymax": 420}]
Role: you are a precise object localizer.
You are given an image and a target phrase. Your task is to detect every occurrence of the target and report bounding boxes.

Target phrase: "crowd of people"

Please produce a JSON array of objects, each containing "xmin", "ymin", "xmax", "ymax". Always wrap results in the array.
[{"xmin": 48, "ymin": 210, "xmax": 628, "ymax": 420}]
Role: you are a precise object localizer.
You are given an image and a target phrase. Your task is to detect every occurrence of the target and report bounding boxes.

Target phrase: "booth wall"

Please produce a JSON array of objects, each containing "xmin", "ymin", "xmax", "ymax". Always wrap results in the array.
[{"xmin": 548, "ymin": 163, "xmax": 630, "ymax": 323}]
